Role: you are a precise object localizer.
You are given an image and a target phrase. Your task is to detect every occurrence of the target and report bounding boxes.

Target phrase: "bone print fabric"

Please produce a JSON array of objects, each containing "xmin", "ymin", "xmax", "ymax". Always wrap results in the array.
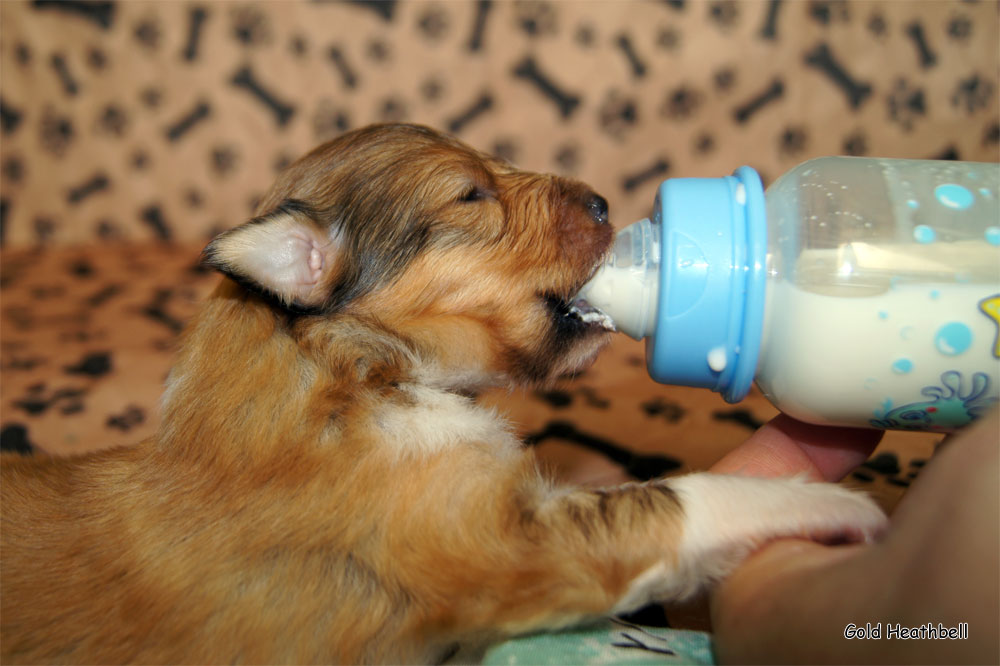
[{"xmin": 1, "ymin": 1, "xmax": 996, "ymax": 246}]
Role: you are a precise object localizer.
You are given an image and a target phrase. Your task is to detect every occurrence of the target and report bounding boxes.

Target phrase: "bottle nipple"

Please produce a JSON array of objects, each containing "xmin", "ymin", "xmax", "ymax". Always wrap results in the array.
[{"xmin": 574, "ymin": 217, "xmax": 661, "ymax": 340}]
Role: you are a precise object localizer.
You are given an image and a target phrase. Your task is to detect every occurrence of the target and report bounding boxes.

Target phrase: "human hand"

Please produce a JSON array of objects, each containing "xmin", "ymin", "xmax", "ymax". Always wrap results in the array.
[{"xmin": 709, "ymin": 410, "xmax": 999, "ymax": 665}]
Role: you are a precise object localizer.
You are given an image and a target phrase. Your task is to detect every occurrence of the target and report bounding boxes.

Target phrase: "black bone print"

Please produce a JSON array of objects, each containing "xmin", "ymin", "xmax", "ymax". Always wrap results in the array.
[
  {"xmin": 342, "ymin": 0, "xmax": 397, "ymax": 21},
  {"xmin": 230, "ymin": 66, "xmax": 296, "ymax": 128},
  {"xmin": 905, "ymin": 21, "xmax": 938, "ymax": 69},
  {"xmin": 0, "ymin": 98, "xmax": 23, "ymax": 134},
  {"xmin": 622, "ymin": 158, "xmax": 670, "ymax": 192},
  {"xmin": 327, "ymin": 46, "xmax": 359, "ymax": 90},
  {"xmin": 182, "ymin": 6, "xmax": 209, "ymax": 62},
  {"xmin": 31, "ymin": 0, "xmax": 115, "ymax": 29},
  {"xmin": 615, "ymin": 33, "xmax": 648, "ymax": 79},
  {"xmin": 140, "ymin": 204, "xmax": 172, "ymax": 241},
  {"xmin": 446, "ymin": 93, "xmax": 494, "ymax": 134},
  {"xmin": 165, "ymin": 101, "xmax": 211, "ymax": 142},
  {"xmin": 759, "ymin": 0, "xmax": 782, "ymax": 40},
  {"xmin": 733, "ymin": 78, "xmax": 784, "ymax": 123},
  {"xmin": 467, "ymin": 0, "xmax": 493, "ymax": 52},
  {"xmin": 66, "ymin": 173, "xmax": 110, "ymax": 205},
  {"xmin": 512, "ymin": 56, "xmax": 581, "ymax": 119},
  {"xmin": 50, "ymin": 53, "xmax": 79, "ymax": 97},
  {"xmin": 804, "ymin": 42, "xmax": 872, "ymax": 109},
  {"xmin": 0, "ymin": 198, "xmax": 8, "ymax": 247}
]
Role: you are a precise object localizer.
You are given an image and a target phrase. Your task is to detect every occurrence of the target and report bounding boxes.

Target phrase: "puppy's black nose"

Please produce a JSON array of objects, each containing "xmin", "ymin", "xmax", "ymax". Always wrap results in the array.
[{"xmin": 585, "ymin": 194, "xmax": 609, "ymax": 225}]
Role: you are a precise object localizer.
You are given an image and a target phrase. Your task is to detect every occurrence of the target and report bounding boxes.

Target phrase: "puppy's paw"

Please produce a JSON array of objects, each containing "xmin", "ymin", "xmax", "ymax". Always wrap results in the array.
[{"xmin": 661, "ymin": 474, "xmax": 887, "ymax": 600}]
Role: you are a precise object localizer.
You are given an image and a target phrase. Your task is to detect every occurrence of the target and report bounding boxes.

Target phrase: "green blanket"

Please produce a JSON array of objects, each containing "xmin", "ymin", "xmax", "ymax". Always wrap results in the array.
[{"xmin": 482, "ymin": 620, "xmax": 714, "ymax": 666}]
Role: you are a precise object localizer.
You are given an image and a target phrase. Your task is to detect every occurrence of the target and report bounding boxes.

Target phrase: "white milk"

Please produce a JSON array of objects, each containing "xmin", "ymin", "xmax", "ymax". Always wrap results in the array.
[
  {"xmin": 757, "ymin": 280, "xmax": 1000, "ymax": 430},
  {"xmin": 577, "ymin": 263, "xmax": 659, "ymax": 340}
]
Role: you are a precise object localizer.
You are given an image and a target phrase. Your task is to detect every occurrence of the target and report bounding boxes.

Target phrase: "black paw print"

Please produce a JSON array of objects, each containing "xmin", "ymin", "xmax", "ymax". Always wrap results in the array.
[
  {"xmin": 417, "ymin": 6, "xmax": 449, "ymax": 41},
  {"xmin": 40, "ymin": 107, "xmax": 75, "ymax": 156},
  {"xmin": 87, "ymin": 46, "xmax": 108, "ymax": 71},
  {"xmin": 694, "ymin": 132, "xmax": 715, "ymax": 155},
  {"xmin": 210, "ymin": 144, "xmax": 240, "ymax": 176},
  {"xmin": 516, "ymin": 1, "xmax": 557, "ymax": 37},
  {"xmin": 96, "ymin": 104, "xmax": 129, "ymax": 137},
  {"xmin": 367, "ymin": 39, "xmax": 391, "ymax": 62},
  {"xmin": 809, "ymin": 0, "xmax": 850, "ymax": 25},
  {"xmin": 554, "ymin": 143, "xmax": 580, "ymax": 173},
  {"xmin": 779, "ymin": 126, "xmax": 808, "ymax": 156},
  {"xmin": 843, "ymin": 130, "xmax": 868, "ymax": 156},
  {"xmin": 598, "ymin": 89, "xmax": 639, "ymax": 140},
  {"xmin": 951, "ymin": 73, "xmax": 994, "ymax": 114},
  {"xmin": 14, "ymin": 43, "xmax": 31, "ymax": 66},
  {"xmin": 713, "ymin": 67, "xmax": 736, "ymax": 93},
  {"xmin": 313, "ymin": 100, "xmax": 350, "ymax": 140},
  {"xmin": 656, "ymin": 26, "xmax": 681, "ymax": 51},
  {"xmin": 133, "ymin": 16, "xmax": 162, "ymax": 50},
  {"xmin": 575, "ymin": 23, "xmax": 596, "ymax": 48},
  {"xmin": 420, "ymin": 77, "xmax": 445, "ymax": 102},
  {"xmin": 492, "ymin": 138, "xmax": 519, "ymax": 165},
  {"xmin": 867, "ymin": 12, "xmax": 888, "ymax": 38},
  {"xmin": 231, "ymin": 5, "xmax": 272, "ymax": 47},
  {"xmin": 379, "ymin": 97, "xmax": 408, "ymax": 122},
  {"xmin": 139, "ymin": 87, "xmax": 163, "ymax": 109},
  {"xmin": 983, "ymin": 121, "xmax": 999, "ymax": 147},
  {"xmin": 289, "ymin": 34, "xmax": 309, "ymax": 57},
  {"xmin": 660, "ymin": 85, "xmax": 703, "ymax": 120},
  {"xmin": 887, "ymin": 78, "xmax": 926, "ymax": 132},
  {"xmin": 708, "ymin": 1, "xmax": 740, "ymax": 29},
  {"xmin": 2, "ymin": 155, "xmax": 25, "ymax": 183},
  {"xmin": 947, "ymin": 14, "xmax": 972, "ymax": 41}
]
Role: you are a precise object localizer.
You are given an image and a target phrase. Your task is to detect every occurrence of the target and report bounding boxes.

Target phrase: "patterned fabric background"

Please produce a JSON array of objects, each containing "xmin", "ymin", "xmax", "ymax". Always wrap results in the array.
[
  {"xmin": 2, "ymin": 0, "xmax": 995, "ymax": 637},
  {"xmin": 1, "ymin": 0, "xmax": 997, "ymax": 246}
]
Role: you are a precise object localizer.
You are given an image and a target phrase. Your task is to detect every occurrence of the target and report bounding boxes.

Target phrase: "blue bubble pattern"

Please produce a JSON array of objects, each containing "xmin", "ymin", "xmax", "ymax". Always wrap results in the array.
[
  {"xmin": 935, "ymin": 183, "xmax": 974, "ymax": 210},
  {"xmin": 891, "ymin": 358, "xmax": 914, "ymax": 374},
  {"xmin": 934, "ymin": 322, "xmax": 973, "ymax": 356},
  {"xmin": 913, "ymin": 225, "xmax": 936, "ymax": 243},
  {"xmin": 986, "ymin": 226, "xmax": 1000, "ymax": 246}
]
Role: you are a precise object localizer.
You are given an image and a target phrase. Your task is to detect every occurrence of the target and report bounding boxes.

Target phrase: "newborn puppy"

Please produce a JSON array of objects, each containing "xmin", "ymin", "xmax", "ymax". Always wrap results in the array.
[{"xmin": 1, "ymin": 124, "xmax": 886, "ymax": 664}]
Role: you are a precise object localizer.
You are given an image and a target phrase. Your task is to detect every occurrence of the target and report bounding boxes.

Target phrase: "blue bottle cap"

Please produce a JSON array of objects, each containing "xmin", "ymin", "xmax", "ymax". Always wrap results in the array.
[{"xmin": 646, "ymin": 166, "xmax": 767, "ymax": 403}]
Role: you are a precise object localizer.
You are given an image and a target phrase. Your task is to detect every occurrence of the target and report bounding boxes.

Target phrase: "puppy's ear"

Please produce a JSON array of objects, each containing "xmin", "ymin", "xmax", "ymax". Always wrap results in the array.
[{"xmin": 202, "ymin": 201, "xmax": 342, "ymax": 309}]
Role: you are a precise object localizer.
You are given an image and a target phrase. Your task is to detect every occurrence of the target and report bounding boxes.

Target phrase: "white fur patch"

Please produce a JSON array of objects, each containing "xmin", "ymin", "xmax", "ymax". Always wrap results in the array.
[
  {"xmin": 612, "ymin": 474, "xmax": 887, "ymax": 610},
  {"xmin": 373, "ymin": 385, "xmax": 519, "ymax": 458}
]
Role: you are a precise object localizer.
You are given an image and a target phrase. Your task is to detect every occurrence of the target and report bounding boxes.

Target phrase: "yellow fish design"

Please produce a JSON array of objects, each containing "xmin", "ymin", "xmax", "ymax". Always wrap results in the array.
[{"xmin": 980, "ymin": 294, "xmax": 1000, "ymax": 358}]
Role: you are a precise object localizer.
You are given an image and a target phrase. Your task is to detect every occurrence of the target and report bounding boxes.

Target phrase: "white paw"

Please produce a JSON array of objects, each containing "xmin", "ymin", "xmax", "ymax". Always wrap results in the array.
[{"xmin": 661, "ymin": 474, "xmax": 887, "ymax": 600}]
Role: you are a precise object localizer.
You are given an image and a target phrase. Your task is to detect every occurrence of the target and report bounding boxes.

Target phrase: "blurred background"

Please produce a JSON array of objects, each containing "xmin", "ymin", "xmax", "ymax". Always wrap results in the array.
[{"xmin": 1, "ymin": 0, "xmax": 997, "ymax": 530}]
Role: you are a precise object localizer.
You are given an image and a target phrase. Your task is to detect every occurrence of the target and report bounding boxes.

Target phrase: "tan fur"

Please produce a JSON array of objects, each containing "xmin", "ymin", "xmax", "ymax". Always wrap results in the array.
[{"xmin": 1, "ymin": 124, "xmax": 885, "ymax": 664}]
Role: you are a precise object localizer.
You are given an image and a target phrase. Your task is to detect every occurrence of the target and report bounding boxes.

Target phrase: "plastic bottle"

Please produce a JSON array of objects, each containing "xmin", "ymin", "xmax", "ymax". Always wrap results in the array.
[{"xmin": 577, "ymin": 157, "xmax": 1000, "ymax": 432}]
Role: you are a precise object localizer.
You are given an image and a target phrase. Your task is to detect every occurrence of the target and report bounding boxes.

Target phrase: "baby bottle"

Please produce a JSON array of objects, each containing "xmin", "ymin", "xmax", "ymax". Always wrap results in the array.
[{"xmin": 578, "ymin": 157, "xmax": 1000, "ymax": 431}]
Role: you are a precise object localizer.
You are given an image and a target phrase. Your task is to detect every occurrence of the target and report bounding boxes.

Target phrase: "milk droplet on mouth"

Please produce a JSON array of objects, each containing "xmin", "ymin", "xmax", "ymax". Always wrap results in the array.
[{"xmin": 568, "ymin": 299, "xmax": 616, "ymax": 331}]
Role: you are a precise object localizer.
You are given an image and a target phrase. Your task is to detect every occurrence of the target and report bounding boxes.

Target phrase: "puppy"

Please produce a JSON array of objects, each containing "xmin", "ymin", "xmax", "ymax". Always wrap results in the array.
[{"xmin": 1, "ymin": 124, "xmax": 886, "ymax": 664}]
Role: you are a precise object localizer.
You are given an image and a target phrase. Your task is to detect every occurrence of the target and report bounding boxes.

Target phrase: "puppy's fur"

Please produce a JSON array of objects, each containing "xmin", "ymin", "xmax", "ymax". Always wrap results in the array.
[{"xmin": 1, "ymin": 124, "xmax": 886, "ymax": 664}]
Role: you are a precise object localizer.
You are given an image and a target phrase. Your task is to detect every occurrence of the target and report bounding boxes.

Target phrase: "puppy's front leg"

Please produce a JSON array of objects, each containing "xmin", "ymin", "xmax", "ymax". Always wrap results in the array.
[
  {"xmin": 610, "ymin": 474, "xmax": 887, "ymax": 610},
  {"xmin": 425, "ymin": 472, "xmax": 886, "ymax": 642}
]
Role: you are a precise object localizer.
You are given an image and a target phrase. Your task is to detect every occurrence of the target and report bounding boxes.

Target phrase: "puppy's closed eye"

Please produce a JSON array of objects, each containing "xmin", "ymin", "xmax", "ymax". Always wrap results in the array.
[{"xmin": 458, "ymin": 185, "xmax": 493, "ymax": 203}]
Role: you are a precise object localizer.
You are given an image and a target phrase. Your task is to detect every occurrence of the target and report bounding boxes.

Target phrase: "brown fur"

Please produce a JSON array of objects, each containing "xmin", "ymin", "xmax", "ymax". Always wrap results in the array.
[{"xmin": 2, "ymin": 124, "xmax": 884, "ymax": 664}]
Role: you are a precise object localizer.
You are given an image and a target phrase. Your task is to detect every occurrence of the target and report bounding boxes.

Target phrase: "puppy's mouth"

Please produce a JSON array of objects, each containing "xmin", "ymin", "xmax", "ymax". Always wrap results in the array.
[
  {"xmin": 543, "ymin": 253, "xmax": 618, "ymax": 334},
  {"xmin": 544, "ymin": 294, "xmax": 616, "ymax": 333}
]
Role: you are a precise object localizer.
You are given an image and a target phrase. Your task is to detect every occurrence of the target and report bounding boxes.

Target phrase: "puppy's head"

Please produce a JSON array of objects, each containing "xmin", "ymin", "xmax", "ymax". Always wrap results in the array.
[{"xmin": 204, "ymin": 124, "xmax": 613, "ymax": 388}]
